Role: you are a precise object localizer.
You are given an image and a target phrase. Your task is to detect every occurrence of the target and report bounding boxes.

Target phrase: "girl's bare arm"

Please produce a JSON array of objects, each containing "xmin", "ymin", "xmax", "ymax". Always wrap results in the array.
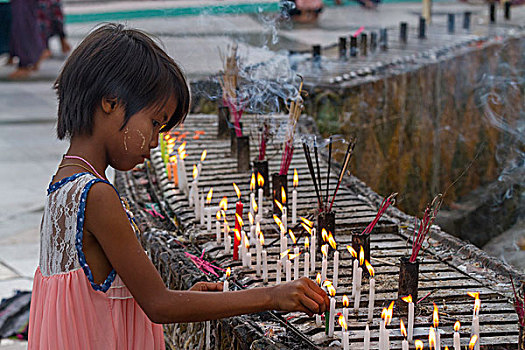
[{"xmin": 84, "ymin": 182, "xmax": 329, "ymax": 324}]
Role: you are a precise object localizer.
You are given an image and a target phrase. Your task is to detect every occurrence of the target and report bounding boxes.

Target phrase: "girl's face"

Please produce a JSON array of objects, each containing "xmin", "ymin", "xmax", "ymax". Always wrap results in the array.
[{"xmin": 107, "ymin": 96, "xmax": 178, "ymax": 171}]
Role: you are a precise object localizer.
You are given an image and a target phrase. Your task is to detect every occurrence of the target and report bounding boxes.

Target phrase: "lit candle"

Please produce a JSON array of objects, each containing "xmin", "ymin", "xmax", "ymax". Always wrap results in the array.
[
  {"xmin": 384, "ymin": 302, "xmax": 394, "ymax": 349},
  {"xmin": 400, "ymin": 319, "xmax": 409, "ymax": 350},
  {"xmin": 315, "ymin": 273, "xmax": 322, "ymax": 326},
  {"xmin": 342, "ymin": 295, "xmax": 349, "ymax": 324},
  {"xmin": 402, "ymin": 295, "xmax": 414, "ymax": 341},
  {"xmin": 339, "ymin": 315, "xmax": 349, "ymax": 350},
  {"xmin": 223, "ymin": 267, "xmax": 231, "ymax": 292},
  {"xmin": 256, "ymin": 229, "xmax": 262, "ymax": 276},
  {"xmin": 257, "ymin": 173, "xmax": 264, "ymax": 215},
  {"xmin": 321, "ymin": 244, "xmax": 328, "ymax": 283},
  {"xmin": 244, "ymin": 231, "xmax": 250, "ymax": 267},
  {"xmin": 262, "ymin": 249, "xmax": 268, "ymax": 283},
  {"xmin": 176, "ymin": 143, "xmax": 188, "ymax": 195},
  {"xmin": 379, "ymin": 308, "xmax": 386, "ymax": 349},
  {"xmin": 363, "ymin": 324, "xmax": 370, "ymax": 350},
  {"xmin": 286, "ymin": 259, "xmax": 292, "ymax": 282},
  {"xmin": 225, "ymin": 232, "xmax": 231, "ymax": 254},
  {"xmin": 274, "ymin": 215, "xmax": 286, "ymax": 252},
  {"xmin": 281, "ymin": 187, "xmax": 287, "ymax": 231},
  {"xmin": 310, "ymin": 228, "xmax": 316, "ymax": 271},
  {"xmin": 469, "ymin": 292, "xmax": 481, "ymax": 350},
  {"xmin": 304, "ymin": 237, "xmax": 310, "ymax": 278},
  {"xmin": 190, "ymin": 164, "xmax": 198, "ymax": 207},
  {"xmin": 365, "ymin": 260, "xmax": 375, "ymax": 322},
  {"xmin": 347, "ymin": 245, "xmax": 358, "ymax": 297},
  {"xmin": 250, "ymin": 173, "xmax": 256, "ymax": 218},
  {"xmin": 325, "ymin": 282, "xmax": 336, "ymax": 337},
  {"xmin": 276, "ymin": 260, "xmax": 282, "ymax": 284},
  {"xmin": 292, "ymin": 169, "xmax": 298, "ymax": 225},
  {"xmin": 333, "ymin": 250, "xmax": 339, "ymax": 289},
  {"xmin": 215, "ymin": 211, "xmax": 221, "ymax": 244},
  {"xmin": 433, "ymin": 303, "xmax": 441, "ymax": 349},
  {"xmin": 415, "ymin": 340, "xmax": 424, "ymax": 350},
  {"xmin": 354, "ymin": 246, "xmax": 364, "ymax": 311},
  {"xmin": 233, "ymin": 183, "xmax": 243, "ymax": 261},
  {"xmin": 293, "ymin": 247, "xmax": 300, "ymax": 280},
  {"xmin": 429, "ymin": 326, "xmax": 437, "ymax": 350},
  {"xmin": 454, "ymin": 321, "xmax": 461, "ymax": 350},
  {"xmin": 469, "ymin": 335, "xmax": 479, "ymax": 350},
  {"xmin": 199, "ymin": 192, "xmax": 205, "ymax": 224}
]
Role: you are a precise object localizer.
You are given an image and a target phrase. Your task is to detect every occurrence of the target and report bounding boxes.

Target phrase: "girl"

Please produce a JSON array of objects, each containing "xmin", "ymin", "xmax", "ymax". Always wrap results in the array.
[{"xmin": 28, "ymin": 24, "xmax": 328, "ymax": 349}]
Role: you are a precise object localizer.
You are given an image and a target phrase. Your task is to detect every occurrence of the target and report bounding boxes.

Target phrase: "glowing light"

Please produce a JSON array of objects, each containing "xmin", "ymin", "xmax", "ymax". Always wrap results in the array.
[
  {"xmin": 327, "ymin": 232, "xmax": 336, "ymax": 250},
  {"xmin": 252, "ymin": 196, "xmax": 258, "ymax": 213},
  {"xmin": 402, "ymin": 295, "xmax": 413, "ymax": 303},
  {"xmin": 342, "ymin": 295, "xmax": 349, "ymax": 308},
  {"xmin": 288, "ymin": 252, "xmax": 301, "ymax": 260},
  {"xmin": 216, "ymin": 211, "xmax": 221, "ymax": 220},
  {"xmin": 274, "ymin": 199, "xmax": 283, "ymax": 213},
  {"xmin": 200, "ymin": 149, "xmax": 207, "ymax": 162},
  {"xmin": 381, "ymin": 307, "xmax": 387, "ymax": 320},
  {"xmin": 169, "ymin": 155, "xmax": 177, "ymax": 163},
  {"xmin": 433, "ymin": 303, "xmax": 439, "ymax": 329},
  {"xmin": 177, "ymin": 142, "xmax": 187, "ymax": 159},
  {"xmin": 219, "ymin": 197, "xmax": 228, "ymax": 211},
  {"xmin": 244, "ymin": 232, "xmax": 250, "ymax": 249},
  {"xmin": 280, "ymin": 249, "xmax": 291, "ymax": 259},
  {"xmin": 206, "ymin": 188, "xmax": 213, "ymax": 204},
  {"xmin": 259, "ymin": 232, "xmax": 264, "ymax": 246},
  {"xmin": 226, "ymin": 267, "xmax": 231, "ymax": 278},
  {"xmin": 273, "ymin": 215, "xmax": 285, "ymax": 234},
  {"xmin": 250, "ymin": 173, "xmax": 255, "ymax": 192},
  {"xmin": 248, "ymin": 212, "xmax": 254, "ymax": 226},
  {"xmin": 327, "ymin": 284, "xmax": 336, "ymax": 297},
  {"xmin": 400, "ymin": 319, "xmax": 407, "ymax": 338},
  {"xmin": 359, "ymin": 246, "xmax": 365, "ymax": 266},
  {"xmin": 300, "ymin": 217, "xmax": 313, "ymax": 227},
  {"xmin": 257, "ymin": 172, "xmax": 264, "ymax": 187},
  {"xmin": 365, "ymin": 260, "xmax": 375, "ymax": 277},
  {"xmin": 293, "ymin": 169, "xmax": 298, "ymax": 188},
  {"xmin": 233, "ymin": 229, "xmax": 241, "ymax": 242},
  {"xmin": 429, "ymin": 327, "xmax": 436, "ymax": 349},
  {"xmin": 346, "ymin": 245, "xmax": 357, "ymax": 258},
  {"xmin": 454, "ymin": 321, "xmax": 461, "ymax": 332},
  {"xmin": 288, "ymin": 229, "xmax": 297, "ymax": 244},
  {"xmin": 281, "ymin": 187, "xmax": 286, "ymax": 203},
  {"xmin": 301, "ymin": 223, "xmax": 313, "ymax": 235},
  {"xmin": 304, "ymin": 237, "xmax": 309, "ymax": 249},
  {"xmin": 321, "ymin": 244, "xmax": 328, "ymax": 257},
  {"xmin": 233, "ymin": 183, "xmax": 241, "ymax": 200},
  {"xmin": 415, "ymin": 340, "xmax": 424, "ymax": 350},
  {"xmin": 385, "ymin": 301, "xmax": 394, "ymax": 326},
  {"xmin": 192, "ymin": 164, "xmax": 198, "ymax": 179},
  {"xmin": 316, "ymin": 272, "xmax": 321, "ymax": 285},
  {"xmin": 235, "ymin": 213, "xmax": 244, "ymax": 228},
  {"xmin": 338, "ymin": 314, "xmax": 347, "ymax": 331},
  {"xmin": 469, "ymin": 335, "xmax": 478, "ymax": 350},
  {"xmin": 321, "ymin": 228, "xmax": 328, "ymax": 242}
]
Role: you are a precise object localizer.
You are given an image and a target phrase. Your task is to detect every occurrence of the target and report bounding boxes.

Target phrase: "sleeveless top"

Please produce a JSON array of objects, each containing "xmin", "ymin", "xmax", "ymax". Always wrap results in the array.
[{"xmin": 28, "ymin": 173, "xmax": 165, "ymax": 349}]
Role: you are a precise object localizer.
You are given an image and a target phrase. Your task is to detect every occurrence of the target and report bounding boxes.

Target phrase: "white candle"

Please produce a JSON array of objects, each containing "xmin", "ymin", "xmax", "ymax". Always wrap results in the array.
[
  {"xmin": 262, "ymin": 250, "xmax": 268, "ymax": 283},
  {"xmin": 200, "ymin": 193, "xmax": 205, "ymax": 224},
  {"xmin": 384, "ymin": 325, "xmax": 390, "ymax": 350},
  {"xmin": 216, "ymin": 219, "xmax": 221, "ymax": 244},
  {"xmin": 256, "ymin": 238, "xmax": 262, "ymax": 276},
  {"xmin": 276, "ymin": 260, "xmax": 282, "ymax": 284},
  {"xmin": 177, "ymin": 155, "xmax": 188, "ymax": 195},
  {"xmin": 205, "ymin": 321, "xmax": 211, "ymax": 349},
  {"xmin": 472, "ymin": 315, "xmax": 480, "ymax": 350},
  {"xmin": 246, "ymin": 252, "xmax": 251, "ymax": 268},
  {"xmin": 328, "ymin": 297, "xmax": 336, "ymax": 337},
  {"xmin": 293, "ymin": 247, "xmax": 299, "ymax": 280},
  {"xmin": 283, "ymin": 236, "xmax": 288, "ymax": 253},
  {"xmin": 321, "ymin": 255, "xmax": 327, "ymax": 283},
  {"xmin": 401, "ymin": 339, "xmax": 408, "ymax": 350},
  {"xmin": 225, "ymin": 234, "xmax": 231, "ymax": 254},
  {"xmin": 310, "ymin": 229, "xmax": 316, "ymax": 272},
  {"xmin": 342, "ymin": 297, "xmax": 349, "ymax": 324},
  {"xmin": 286, "ymin": 259, "xmax": 292, "ymax": 282},
  {"xmin": 315, "ymin": 313, "xmax": 322, "ymax": 326},
  {"xmin": 304, "ymin": 252, "xmax": 310, "ymax": 277},
  {"xmin": 250, "ymin": 192, "xmax": 255, "ymax": 218},
  {"xmin": 354, "ymin": 266, "xmax": 362, "ymax": 311},
  {"xmin": 453, "ymin": 322, "xmax": 461, "ymax": 350},
  {"xmin": 364, "ymin": 324, "xmax": 370, "ymax": 350},
  {"xmin": 436, "ymin": 328, "xmax": 441, "ymax": 350},
  {"xmin": 333, "ymin": 251, "xmax": 339, "ymax": 288},
  {"xmin": 282, "ymin": 207, "xmax": 287, "ymax": 232},
  {"xmin": 292, "ymin": 189, "xmax": 297, "ymax": 224},
  {"xmin": 351, "ymin": 258, "xmax": 358, "ymax": 297},
  {"xmin": 207, "ymin": 208, "xmax": 212, "ymax": 232},
  {"xmin": 379, "ymin": 318, "xmax": 385, "ymax": 350},
  {"xmin": 258, "ymin": 188, "xmax": 263, "ymax": 216},
  {"xmin": 408, "ymin": 300, "xmax": 414, "ymax": 342},
  {"xmin": 342, "ymin": 330, "xmax": 349, "ymax": 350},
  {"xmin": 223, "ymin": 279, "xmax": 229, "ymax": 292},
  {"xmin": 368, "ymin": 277, "xmax": 375, "ymax": 322}
]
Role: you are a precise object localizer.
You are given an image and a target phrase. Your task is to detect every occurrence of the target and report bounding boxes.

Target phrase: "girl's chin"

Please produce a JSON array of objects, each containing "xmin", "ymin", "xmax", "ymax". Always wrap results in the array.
[{"xmin": 110, "ymin": 158, "xmax": 144, "ymax": 172}]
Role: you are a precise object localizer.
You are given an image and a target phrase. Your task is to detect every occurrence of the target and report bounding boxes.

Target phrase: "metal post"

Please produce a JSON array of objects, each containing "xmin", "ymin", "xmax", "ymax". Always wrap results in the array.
[
  {"xmin": 418, "ymin": 17, "xmax": 426, "ymax": 39},
  {"xmin": 463, "ymin": 11, "xmax": 471, "ymax": 30},
  {"xmin": 370, "ymin": 32, "xmax": 378, "ymax": 52},
  {"xmin": 338, "ymin": 37, "xmax": 347, "ymax": 60},
  {"xmin": 490, "ymin": 2, "xmax": 496, "ymax": 23},
  {"xmin": 350, "ymin": 36, "xmax": 358, "ymax": 57},
  {"xmin": 447, "ymin": 13, "xmax": 455, "ymax": 33},
  {"xmin": 400, "ymin": 22, "xmax": 408, "ymax": 44},
  {"xmin": 379, "ymin": 28, "xmax": 388, "ymax": 51},
  {"xmin": 360, "ymin": 33, "xmax": 368, "ymax": 56}
]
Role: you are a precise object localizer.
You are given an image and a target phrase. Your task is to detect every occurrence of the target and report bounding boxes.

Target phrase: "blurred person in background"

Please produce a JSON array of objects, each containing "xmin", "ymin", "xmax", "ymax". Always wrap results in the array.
[
  {"xmin": 37, "ymin": 0, "xmax": 71, "ymax": 55},
  {"xmin": 281, "ymin": 0, "xmax": 323, "ymax": 23},
  {"xmin": 0, "ymin": 0, "xmax": 11, "ymax": 57}
]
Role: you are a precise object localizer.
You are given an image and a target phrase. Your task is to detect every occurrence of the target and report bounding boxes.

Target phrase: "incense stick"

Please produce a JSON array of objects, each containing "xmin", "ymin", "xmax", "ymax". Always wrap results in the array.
[
  {"xmin": 328, "ymin": 139, "xmax": 356, "ymax": 211},
  {"xmin": 325, "ymin": 138, "xmax": 332, "ymax": 211},
  {"xmin": 314, "ymin": 138, "xmax": 322, "ymax": 204},
  {"xmin": 302, "ymin": 142, "xmax": 323, "ymax": 210}
]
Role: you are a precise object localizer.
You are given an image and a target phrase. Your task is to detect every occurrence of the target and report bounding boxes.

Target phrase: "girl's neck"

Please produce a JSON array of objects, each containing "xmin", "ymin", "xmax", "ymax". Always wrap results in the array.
[{"xmin": 64, "ymin": 139, "xmax": 108, "ymax": 181}]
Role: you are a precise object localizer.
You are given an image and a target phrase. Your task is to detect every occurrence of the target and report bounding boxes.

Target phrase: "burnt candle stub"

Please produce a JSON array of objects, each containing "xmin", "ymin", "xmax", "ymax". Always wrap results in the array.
[
  {"xmin": 236, "ymin": 136, "xmax": 250, "ymax": 172},
  {"xmin": 217, "ymin": 106, "xmax": 230, "ymax": 139},
  {"xmin": 253, "ymin": 160, "xmax": 269, "ymax": 197},
  {"xmin": 272, "ymin": 173, "xmax": 288, "ymax": 214},
  {"xmin": 316, "ymin": 211, "xmax": 335, "ymax": 251},
  {"xmin": 397, "ymin": 257, "xmax": 419, "ymax": 313}
]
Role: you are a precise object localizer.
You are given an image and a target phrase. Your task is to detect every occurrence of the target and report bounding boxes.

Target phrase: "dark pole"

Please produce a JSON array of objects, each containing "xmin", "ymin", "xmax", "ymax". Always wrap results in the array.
[
  {"xmin": 350, "ymin": 36, "xmax": 358, "ymax": 57},
  {"xmin": 360, "ymin": 33, "xmax": 368, "ymax": 56},
  {"xmin": 379, "ymin": 28, "xmax": 388, "ymax": 51},
  {"xmin": 418, "ymin": 17, "xmax": 426, "ymax": 39},
  {"xmin": 463, "ymin": 11, "xmax": 471, "ymax": 30},
  {"xmin": 490, "ymin": 2, "xmax": 496, "ymax": 23},
  {"xmin": 338, "ymin": 37, "xmax": 347, "ymax": 60},
  {"xmin": 312, "ymin": 45, "xmax": 321, "ymax": 68},
  {"xmin": 370, "ymin": 32, "xmax": 378, "ymax": 52},
  {"xmin": 400, "ymin": 22, "xmax": 408, "ymax": 44},
  {"xmin": 504, "ymin": 1, "xmax": 511, "ymax": 20},
  {"xmin": 447, "ymin": 13, "xmax": 455, "ymax": 33}
]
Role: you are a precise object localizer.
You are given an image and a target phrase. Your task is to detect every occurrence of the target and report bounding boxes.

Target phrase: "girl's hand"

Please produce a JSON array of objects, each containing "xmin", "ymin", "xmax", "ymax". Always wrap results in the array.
[
  {"xmin": 190, "ymin": 282, "xmax": 224, "ymax": 292},
  {"xmin": 270, "ymin": 277, "xmax": 329, "ymax": 317}
]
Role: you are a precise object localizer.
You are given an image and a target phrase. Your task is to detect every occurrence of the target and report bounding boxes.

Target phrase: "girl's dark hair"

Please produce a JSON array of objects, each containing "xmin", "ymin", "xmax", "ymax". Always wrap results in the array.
[{"xmin": 55, "ymin": 23, "xmax": 190, "ymax": 140}]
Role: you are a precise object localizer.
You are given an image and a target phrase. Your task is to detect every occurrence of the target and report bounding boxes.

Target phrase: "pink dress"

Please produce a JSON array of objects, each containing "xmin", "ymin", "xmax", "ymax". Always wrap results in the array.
[{"xmin": 28, "ymin": 173, "xmax": 165, "ymax": 349}]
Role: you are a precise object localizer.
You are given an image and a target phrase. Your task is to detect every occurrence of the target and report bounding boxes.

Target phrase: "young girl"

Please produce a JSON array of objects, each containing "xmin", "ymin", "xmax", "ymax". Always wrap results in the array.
[{"xmin": 28, "ymin": 24, "xmax": 328, "ymax": 349}]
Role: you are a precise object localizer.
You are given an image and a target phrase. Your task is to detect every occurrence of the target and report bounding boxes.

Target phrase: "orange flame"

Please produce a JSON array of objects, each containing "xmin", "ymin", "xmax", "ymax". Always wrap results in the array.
[
  {"xmin": 327, "ymin": 232, "xmax": 337, "ymax": 250},
  {"xmin": 429, "ymin": 327, "xmax": 436, "ymax": 349},
  {"xmin": 342, "ymin": 295, "xmax": 349, "ymax": 308},
  {"xmin": 327, "ymin": 284, "xmax": 336, "ymax": 297},
  {"xmin": 216, "ymin": 211, "xmax": 221, "ymax": 220},
  {"xmin": 226, "ymin": 267, "xmax": 231, "ymax": 278},
  {"xmin": 321, "ymin": 244, "xmax": 328, "ymax": 257},
  {"xmin": 433, "ymin": 303, "xmax": 439, "ymax": 328},
  {"xmin": 281, "ymin": 187, "xmax": 286, "ymax": 203},
  {"xmin": 288, "ymin": 229, "xmax": 297, "ymax": 244},
  {"xmin": 469, "ymin": 335, "xmax": 478, "ymax": 350},
  {"xmin": 233, "ymin": 183, "xmax": 241, "ymax": 200},
  {"xmin": 244, "ymin": 232, "xmax": 250, "ymax": 249},
  {"xmin": 415, "ymin": 340, "xmax": 424, "ymax": 350},
  {"xmin": 381, "ymin": 308, "xmax": 387, "ymax": 320},
  {"xmin": 274, "ymin": 199, "xmax": 283, "ymax": 213},
  {"xmin": 301, "ymin": 223, "xmax": 313, "ymax": 235},
  {"xmin": 346, "ymin": 245, "xmax": 357, "ymax": 258},
  {"xmin": 206, "ymin": 188, "xmax": 213, "ymax": 204},
  {"xmin": 402, "ymin": 295, "xmax": 413, "ymax": 303},
  {"xmin": 400, "ymin": 319, "xmax": 407, "ymax": 338},
  {"xmin": 192, "ymin": 164, "xmax": 198, "ymax": 179},
  {"xmin": 454, "ymin": 321, "xmax": 460, "ymax": 332},
  {"xmin": 250, "ymin": 173, "xmax": 256, "ymax": 192},
  {"xmin": 304, "ymin": 237, "xmax": 309, "ymax": 249},
  {"xmin": 280, "ymin": 249, "xmax": 291, "ymax": 259},
  {"xmin": 252, "ymin": 196, "xmax": 258, "ymax": 214},
  {"xmin": 445, "ymin": 347, "xmax": 449, "ymax": 350},
  {"xmin": 177, "ymin": 142, "xmax": 187, "ymax": 159},
  {"xmin": 233, "ymin": 229, "xmax": 241, "ymax": 242},
  {"xmin": 273, "ymin": 215, "xmax": 285, "ymax": 233},
  {"xmin": 386, "ymin": 301, "xmax": 394, "ymax": 325},
  {"xmin": 259, "ymin": 232, "xmax": 264, "ymax": 246},
  {"xmin": 365, "ymin": 260, "xmax": 375, "ymax": 277},
  {"xmin": 359, "ymin": 246, "xmax": 364, "ymax": 266},
  {"xmin": 323, "ymin": 280, "xmax": 333, "ymax": 288},
  {"xmin": 219, "ymin": 197, "xmax": 228, "ymax": 211},
  {"xmin": 288, "ymin": 252, "xmax": 302, "ymax": 260},
  {"xmin": 164, "ymin": 134, "xmax": 172, "ymax": 141},
  {"xmin": 338, "ymin": 314, "xmax": 347, "ymax": 331},
  {"xmin": 248, "ymin": 212, "xmax": 254, "ymax": 226},
  {"xmin": 300, "ymin": 217, "xmax": 313, "ymax": 227},
  {"xmin": 316, "ymin": 273, "xmax": 321, "ymax": 285},
  {"xmin": 257, "ymin": 172, "xmax": 264, "ymax": 187},
  {"xmin": 321, "ymin": 228, "xmax": 328, "ymax": 242},
  {"xmin": 293, "ymin": 169, "xmax": 298, "ymax": 188},
  {"xmin": 235, "ymin": 213, "xmax": 244, "ymax": 228},
  {"xmin": 169, "ymin": 155, "xmax": 177, "ymax": 163},
  {"xmin": 200, "ymin": 149, "xmax": 207, "ymax": 162}
]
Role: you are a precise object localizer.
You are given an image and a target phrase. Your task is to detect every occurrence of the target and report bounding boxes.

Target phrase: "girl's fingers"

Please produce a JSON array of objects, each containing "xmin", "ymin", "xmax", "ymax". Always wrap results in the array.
[
  {"xmin": 300, "ymin": 295, "xmax": 321, "ymax": 316},
  {"xmin": 297, "ymin": 300, "xmax": 314, "ymax": 317},
  {"xmin": 303, "ymin": 287, "xmax": 326, "ymax": 313}
]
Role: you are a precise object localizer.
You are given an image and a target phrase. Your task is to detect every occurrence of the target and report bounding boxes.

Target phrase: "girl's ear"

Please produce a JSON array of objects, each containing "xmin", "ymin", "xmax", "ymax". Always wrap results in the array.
[{"xmin": 101, "ymin": 97, "xmax": 118, "ymax": 114}]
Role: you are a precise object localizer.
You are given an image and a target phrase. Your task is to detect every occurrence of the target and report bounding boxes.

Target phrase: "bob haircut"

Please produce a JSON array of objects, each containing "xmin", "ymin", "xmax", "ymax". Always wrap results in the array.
[{"xmin": 55, "ymin": 23, "xmax": 190, "ymax": 140}]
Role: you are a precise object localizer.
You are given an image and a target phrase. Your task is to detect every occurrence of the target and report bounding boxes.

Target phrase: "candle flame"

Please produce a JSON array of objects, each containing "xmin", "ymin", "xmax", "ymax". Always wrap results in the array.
[
  {"xmin": 280, "ymin": 249, "xmax": 291, "ymax": 259},
  {"xmin": 433, "ymin": 303, "xmax": 439, "ymax": 328},
  {"xmin": 219, "ymin": 197, "xmax": 228, "ymax": 211},
  {"xmin": 164, "ymin": 133, "xmax": 171, "ymax": 141},
  {"xmin": 321, "ymin": 244, "xmax": 328, "ymax": 257},
  {"xmin": 259, "ymin": 231, "xmax": 264, "ymax": 246},
  {"xmin": 469, "ymin": 335, "xmax": 478, "ymax": 350},
  {"xmin": 257, "ymin": 172, "xmax": 264, "ymax": 187},
  {"xmin": 250, "ymin": 173, "xmax": 256, "ymax": 192},
  {"xmin": 327, "ymin": 284, "xmax": 336, "ymax": 297},
  {"xmin": 321, "ymin": 228, "xmax": 328, "ymax": 242},
  {"xmin": 304, "ymin": 237, "xmax": 309, "ymax": 249},
  {"xmin": 474, "ymin": 299, "xmax": 480, "ymax": 314},
  {"xmin": 468, "ymin": 291, "xmax": 480, "ymax": 299},
  {"xmin": 200, "ymin": 149, "xmax": 207, "ymax": 162},
  {"xmin": 454, "ymin": 320, "xmax": 460, "ymax": 332},
  {"xmin": 346, "ymin": 245, "xmax": 357, "ymax": 258},
  {"xmin": 288, "ymin": 252, "xmax": 301, "ymax": 260},
  {"xmin": 244, "ymin": 232, "xmax": 250, "ymax": 249},
  {"xmin": 248, "ymin": 212, "xmax": 254, "ymax": 226},
  {"xmin": 342, "ymin": 295, "xmax": 349, "ymax": 307},
  {"xmin": 288, "ymin": 229, "xmax": 297, "ymax": 244},
  {"xmin": 400, "ymin": 319, "xmax": 407, "ymax": 338},
  {"xmin": 429, "ymin": 327, "xmax": 436, "ymax": 349},
  {"xmin": 381, "ymin": 307, "xmax": 387, "ymax": 320},
  {"xmin": 281, "ymin": 187, "xmax": 286, "ymax": 203},
  {"xmin": 402, "ymin": 295, "xmax": 413, "ymax": 303},
  {"xmin": 273, "ymin": 215, "xmax": 285, "ymax": 234},
  {"xmin": 386, "ymin": 301, "xmax": 394, "ymax": 325},
  {"xmin": 177, "ymin": 142, "xmax": 187, "ymax": 159},
  {"xmin": 226, "ymin": 267, "xmax": 231, "ymax": 278},
  {"xmin": 216, "ymin": 211, "xmax": 221, "ymax": 220},
  {"xmin": 293, "ymin": 169, "xmax": 298, "ymax": 188},
  {"xmin": 359, "ymin": 246, "xmax": 364, "ymax": 265},
  {"xmin": 300, "ymin": 217, "xmax": 313, "ymax": 227},
  {"xmin": 206, "ymin": 188, "xmax": 213, "ymax": 204},
  {"xmin": 445, "ymin": 347, "xmax": 449, "ymax": 350},
  {"xmin": 235, "ymin": 213, "xmax": 244, "ymax": 228},
  {"xmin": 365, "ymin": 260, "xmax": 375, "ymax": 277},
  {"xmin": 233, "ymin": 183, "xmax": 241, "ymax": 200},
  {"xmin": 169, "ymin": 155, "xmax": 177, "ymax": 163},
  {"xmin": 338, "ymin": 314, "xmax": 347, "ymax": 331},
  {"xmin": 274, "ymin": 199, "xmax": 283, "ymax": 213},
  {"xmin": 252, "ymin": 196, "xmax": 258, "ymax": 214},
  {"xmin": 233, "ymin": 229, "xmax": 241, "ymax": 242},
  {"xmin": 192, "ymin": 164, "xmax": 198, "ymax": 179},
  {"xmin": 301, "ymin": 223, "xmax": 313, "ymax": 235},
  {"xmin": 316, "ymin": 272, "xmax": 321, "ymax": 285},
  {"xmin": 327, "ymin": 232, "xmax": 337, "ymax": 250},
  {"xmin": 415, "ymin": 340, "xmax": 424, "ymax": 350},
  {"xmin": 224, "ymin": 220, "xmax": 230, "ymax": 233}
]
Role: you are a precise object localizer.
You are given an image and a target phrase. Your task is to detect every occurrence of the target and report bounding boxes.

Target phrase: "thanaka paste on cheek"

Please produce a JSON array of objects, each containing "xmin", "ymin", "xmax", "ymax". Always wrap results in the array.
[
  {"xmin": 123, "ymin": 127, "xmax": 129, "ymax": 151},
  {"xmin": 136, "ymin": 130, "xmax": 146, "ymax": 150}
]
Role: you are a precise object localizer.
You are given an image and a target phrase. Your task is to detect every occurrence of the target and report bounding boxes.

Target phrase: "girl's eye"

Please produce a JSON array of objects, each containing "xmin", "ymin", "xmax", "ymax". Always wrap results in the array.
[{"xmin": 152, "ymin": 120, "xmax": 160, "ymax": 127}]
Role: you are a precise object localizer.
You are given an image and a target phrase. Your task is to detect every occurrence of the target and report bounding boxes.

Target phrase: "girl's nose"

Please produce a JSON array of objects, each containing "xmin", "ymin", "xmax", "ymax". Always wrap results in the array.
[{"xmin": 149, "ymin": 133, "xmax": 159, "ymax": 149}]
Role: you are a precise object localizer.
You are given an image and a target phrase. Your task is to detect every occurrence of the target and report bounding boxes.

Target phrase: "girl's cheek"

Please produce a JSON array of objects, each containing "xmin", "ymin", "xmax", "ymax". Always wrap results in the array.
[{"xmin": 135, "ymin": 129, "xmax": 147, "ymax": 151}]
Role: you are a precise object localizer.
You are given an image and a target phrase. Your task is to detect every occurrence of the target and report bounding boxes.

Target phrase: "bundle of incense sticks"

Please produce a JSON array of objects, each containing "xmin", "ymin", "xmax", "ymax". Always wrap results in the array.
[
  {"xmin": 302, "ymin": 138, "xmax": 357, "ymax": 212},
  {"xmin": 358, "ymin": 192, "xmax": 397, "ymax": 235},
  {"xmin": 279, "ymin": 76, "xmax": 305, "ymax": 175},
  {"xmin": 510, "ymin": 274, "xmax": 525, "ymax": 327},
  {"xmin": 219, "ymin": 44, "xmax": 243, "ymax": 138},
  {"xmin": 409, "ymin": 194, "xmax": 443, "ymax": 262},
  {"xmin": 258, "ymin": 122, "xmax": 270, "ymax": 161}
]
